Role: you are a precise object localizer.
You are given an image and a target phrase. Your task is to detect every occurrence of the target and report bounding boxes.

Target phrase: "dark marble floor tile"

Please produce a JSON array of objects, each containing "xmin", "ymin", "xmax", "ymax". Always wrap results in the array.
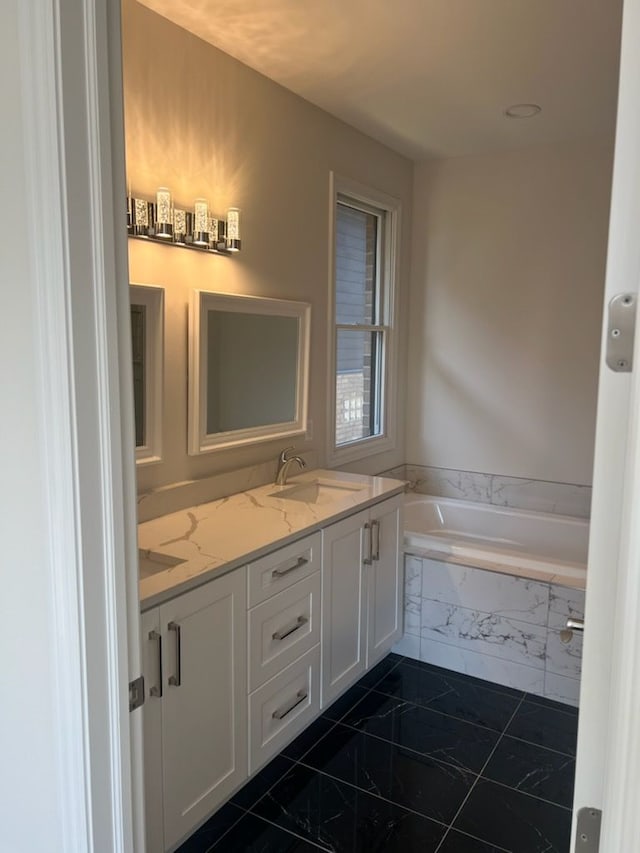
[
  {"xmin": 524, "ymin": 693, "xmax": 580, "ymax": 717},
  {"xmin": 212, "ymin": 812, "xmax": 327, "ymax": 851},
  {"xmin": 453, "ymin": 778, "xmax": 572, "ymax": 853},
  {"xmin": 301, "ymin": 722, "xmax": 476, "ymax": 824},
  {"xmin": 437, "ymin": 829, "xmax": 511, "ymax": 852},
  {"xmin": 251, "ymin": 762, "xmax": 447, "ymax": 852},
  {"xmin": 176, "ymin": 802, "xmax": 244, "ymax": 853},
  {"xmin": 321, "ymin": 684, "xmax": 369, "ymax": 722},
  {"xmin": 482, "ymin": 735, "xmax": 576, "ymax": 808},
  {"xmin": 281, "ymin": 716, "xmax": 336, "ymax": 761},
  {"xmin": 356, "ymin": 652, "xmax": 403, "ymax": 689},
  {"xmin": 506, "ymin": 699, "xmax": 578, "ymax": 756},
  {"xmin": 401, "ymin": 657, "xmax": 526, "ymax": 701},
  {"xmin": 231, "ymin": 756, "xmax": 295, "ymax": 809},
  {"xmin": 373, "ymin": 661, "xmax": 521, "ymax": 732},
  {"xmin": 340, "ymin": 691, "xmax": 500, "ymax": 772}
]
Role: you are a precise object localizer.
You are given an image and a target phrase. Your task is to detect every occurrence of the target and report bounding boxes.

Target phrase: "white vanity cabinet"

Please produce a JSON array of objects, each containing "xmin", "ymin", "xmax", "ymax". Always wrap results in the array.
[
  {"xmin": 321, "ymin": 493, "xmax": 404, "ymax": 706},
  {"xmin": 142, "ymin": 568, "xmax": 248, "ymax": 852}
]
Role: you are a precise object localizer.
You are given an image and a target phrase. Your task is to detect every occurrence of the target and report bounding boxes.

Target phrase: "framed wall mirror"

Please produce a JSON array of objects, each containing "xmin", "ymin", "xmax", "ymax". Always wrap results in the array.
[
  {"xmin": 130, "ymin": 283, "xmax": 164, "ymax": 465},
  {"xmin": 188, "ymin": 290, "xmax": 311, "ymax": 454}
]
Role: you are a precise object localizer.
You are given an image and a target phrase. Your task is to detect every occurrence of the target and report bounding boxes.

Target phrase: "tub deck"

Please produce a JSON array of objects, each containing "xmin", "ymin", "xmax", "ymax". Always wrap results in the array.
[{"xmin": 404, "ymin": 494, "xmax": 588, "ymax": 589}]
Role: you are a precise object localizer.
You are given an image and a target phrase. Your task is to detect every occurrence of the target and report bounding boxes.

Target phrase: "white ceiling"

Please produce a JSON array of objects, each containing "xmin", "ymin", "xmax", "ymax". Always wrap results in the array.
[{"xmin": 138, "ymin": 0, "xmax": 623, "ymax": 160}]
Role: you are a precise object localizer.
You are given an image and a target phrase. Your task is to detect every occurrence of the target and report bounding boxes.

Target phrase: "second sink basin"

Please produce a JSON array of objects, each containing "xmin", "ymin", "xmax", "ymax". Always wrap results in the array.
[
  {"xmin": 269, "ymin": 478, "xmax": 366, "ymax": 504},
  {"xmin": 139, "ymin": 549, "xmax": 186, "ymax": 580}
]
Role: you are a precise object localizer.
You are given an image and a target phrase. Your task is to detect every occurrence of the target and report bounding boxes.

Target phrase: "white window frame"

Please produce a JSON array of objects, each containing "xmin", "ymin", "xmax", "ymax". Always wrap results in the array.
[{"xmin": 327, "ymin": 173, "xmax": 401, "ymax": 466}]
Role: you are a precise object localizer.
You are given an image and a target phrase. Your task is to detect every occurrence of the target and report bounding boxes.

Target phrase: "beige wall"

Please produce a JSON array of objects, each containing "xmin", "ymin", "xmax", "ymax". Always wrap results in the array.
[
  {"xmin": 122, "ymin": 0, "xmax": 413, "ymax": 494},
  {"xmin": 407, "ymin": 141, "xmax": 613, "ymax": 485}
]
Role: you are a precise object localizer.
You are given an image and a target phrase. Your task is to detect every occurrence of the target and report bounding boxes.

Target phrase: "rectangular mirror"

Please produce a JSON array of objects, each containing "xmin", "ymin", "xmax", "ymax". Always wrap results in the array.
[
  {"xmin": 130, "ymin": 283, "xmax": 164, "ymax": 465},
  {"xmin": 188, "ymin": 291, "xmax": 310, "ymax": 454}
]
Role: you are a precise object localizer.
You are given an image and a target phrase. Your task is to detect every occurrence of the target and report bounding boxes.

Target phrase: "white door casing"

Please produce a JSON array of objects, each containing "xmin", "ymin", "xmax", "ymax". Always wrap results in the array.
[
  {"xmin": 1, "ymin": 0, "xmax": 142, "ymax": 851},
  {"xmin": 572, "ymin": 0, "xmax": 640, "ymax": 849}
]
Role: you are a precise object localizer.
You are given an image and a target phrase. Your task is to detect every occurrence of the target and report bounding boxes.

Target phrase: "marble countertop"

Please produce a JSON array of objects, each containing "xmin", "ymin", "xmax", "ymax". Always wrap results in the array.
[{"xmin": 138, "ymin": 469, "xmax": 405, "ymax": 610}]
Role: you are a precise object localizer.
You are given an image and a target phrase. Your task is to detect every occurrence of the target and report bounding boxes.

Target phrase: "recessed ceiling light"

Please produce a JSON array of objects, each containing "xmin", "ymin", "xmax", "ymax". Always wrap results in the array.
[{"xmin": 504, "ymin": 103, "xmax": 542, "ymax": 119}]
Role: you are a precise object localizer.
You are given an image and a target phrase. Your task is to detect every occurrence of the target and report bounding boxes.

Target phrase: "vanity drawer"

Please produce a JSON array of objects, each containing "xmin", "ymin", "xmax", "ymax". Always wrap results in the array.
[
  {"xmin": 249, "ymin": 573, "xmax": 321, "ymax": 691},
  {"xmin": 248, "ymin": 532, "xmax": 321, "ymax": 607},
  {"xmin": 249, "ymin": 644, "xmax": 320, "ymax": 774}
]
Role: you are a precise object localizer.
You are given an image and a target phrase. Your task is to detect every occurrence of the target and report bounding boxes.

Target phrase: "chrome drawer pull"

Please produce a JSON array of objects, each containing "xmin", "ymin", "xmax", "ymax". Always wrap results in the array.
[
  {"xmin": 363, "ymin": 522, "xmax": 373, "ymax": 565},
  {"xmin": 272, "ymin": 615, "xmax": 308, "ymax": 641},
  {"xmin": 372, "ymin": 519, "xmax": 381, "ymax": 561},
  {"xmin": 272, "ymin": 556, "xmax": 308, "ymax": 578},
  {"xmin": 272, "ymin": 689, "xmax": 308, "ymax": 720},
  {"xmin": 168, "ymin": 621, "xmax": 181, "ymax": 687},
  {"xmin": 148, "ymin": 630, "xmax": 163, "ymax": 698}
]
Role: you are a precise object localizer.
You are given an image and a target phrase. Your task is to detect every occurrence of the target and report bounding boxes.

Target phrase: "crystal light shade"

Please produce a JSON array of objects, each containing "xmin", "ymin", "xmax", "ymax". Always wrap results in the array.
[
  {"xmin": 226, "ymin": 207, "xmax": 241, "ymax": 252},
  {"xmin": 173, "ymin": 208, "xmax": 187, "ymax": 244},
  {"xmin": 155, "ymin": 187, "xmax": 173, "ymax": 239},
  {"xmin": 133, "ymin": 198, "xmax": 150, "ymax": 237},
  {"xmin": 193, "ymin": 198, "xmax": 209, "ymax": 245}
]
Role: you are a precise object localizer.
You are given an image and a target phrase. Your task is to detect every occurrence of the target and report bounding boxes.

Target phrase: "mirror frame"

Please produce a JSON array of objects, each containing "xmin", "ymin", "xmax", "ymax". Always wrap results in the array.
[
  {"xmin": 129, "ymin": 283, "xmax": 164, "ymax": 465},
  {"xmin": 188, "ymin": 290, "xmax": 311, "ymax": 455}
]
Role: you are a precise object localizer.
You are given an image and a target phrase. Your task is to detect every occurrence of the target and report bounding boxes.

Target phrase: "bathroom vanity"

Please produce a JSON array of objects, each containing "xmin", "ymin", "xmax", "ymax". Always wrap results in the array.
[{"xmin": 138, "ymin": 470, "xmax": 405, "ymax": 852}]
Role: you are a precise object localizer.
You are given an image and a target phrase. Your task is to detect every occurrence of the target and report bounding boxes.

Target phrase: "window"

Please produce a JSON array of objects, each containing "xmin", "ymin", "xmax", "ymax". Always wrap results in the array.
[{"xmin": 329, "ymin": 176, "xmax": 399, "ymax": 463}]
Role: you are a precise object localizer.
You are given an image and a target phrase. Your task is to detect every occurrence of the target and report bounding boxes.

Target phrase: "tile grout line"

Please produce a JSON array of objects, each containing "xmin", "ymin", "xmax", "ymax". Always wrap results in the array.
[
  {"xmin": 264, "ymin": 760, "xmax": 449, "ymax": 833},
  {"xmin": 433, "ymin": 691, "xmax": 528, "ymax": 853}
]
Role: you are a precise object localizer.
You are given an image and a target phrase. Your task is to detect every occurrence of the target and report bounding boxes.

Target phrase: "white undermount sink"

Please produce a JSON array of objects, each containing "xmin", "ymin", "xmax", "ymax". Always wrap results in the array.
[
  {"xmin": 268, "ymin": 477, "xmax": 366, "ymax": 504},
  {"xmin": 139, "ymin": 549, "xmax": 186, "ymax": 580}
]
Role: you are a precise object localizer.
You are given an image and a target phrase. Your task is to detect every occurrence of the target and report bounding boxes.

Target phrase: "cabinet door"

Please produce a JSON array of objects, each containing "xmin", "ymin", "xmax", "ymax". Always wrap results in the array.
[
  {"xmin": 160, "ymin": 569, "xmax": 248, "ymax": 851},
  {"xmin": 141, "ymin": 608, "xmax": 164, "ymax": 853},
  {"xmin": 321, "ymin": 508, "xmax": 368, "ymax": 706},
  {"xmin": 367, "ymin": 495, "xmax": 404, "ymax": 667}
]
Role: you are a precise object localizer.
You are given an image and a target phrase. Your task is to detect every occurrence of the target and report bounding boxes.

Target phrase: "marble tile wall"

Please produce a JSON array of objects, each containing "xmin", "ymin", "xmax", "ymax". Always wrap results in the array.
[
  {"xmin": 380, "ymin": 464, "xmax": 592, "ymax": 519},
  {"xmin": 394, "ymin": 555, "xmax": 585, "ymax": 707}
]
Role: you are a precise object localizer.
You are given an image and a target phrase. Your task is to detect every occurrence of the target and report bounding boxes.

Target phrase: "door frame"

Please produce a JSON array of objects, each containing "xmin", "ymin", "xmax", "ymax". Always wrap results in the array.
[
  {"xmin": 11, "ymin": 0, "xmax": 640, "ymax": 850},
  {"xmin": 12, "ymin": 0, "xmax": 143, "ymax": 849},
  {"xmin": 571, "ymin": 0, "xmax": 640, "ymax": 849}
]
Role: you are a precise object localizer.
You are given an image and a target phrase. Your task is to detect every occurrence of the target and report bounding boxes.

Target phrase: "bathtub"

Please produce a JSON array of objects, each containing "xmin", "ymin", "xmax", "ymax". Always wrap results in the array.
[
  {"xmin": 404, "ymin": 494, "xmax": 589, "ymax": 587},
  {"xmin": 400, "ymin": 494, "xmax": 588, "ymax": 704}
]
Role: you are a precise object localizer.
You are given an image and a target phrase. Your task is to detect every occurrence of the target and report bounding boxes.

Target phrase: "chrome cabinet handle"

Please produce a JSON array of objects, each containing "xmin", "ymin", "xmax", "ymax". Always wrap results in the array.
[
  {"xmin": 272, "ymin": 689, "xmax": 308, "ymax": 720},
  {"xmin": 566, "ymin": 618, "xmax": 585, "ymax": 632},
  {"xmin": 372, "ymin": 519, "xmax": 380, "ymax": 561},
  {"xmin": 363, "ymin": 522, "xmax": 373, "ymax": 565},
  {"xmin": 168, "ymin": 621, "xmax": 181, "ymax": 686},
  {"xmin": 272, "ymin": 615, "xmax": 308, "ymax": 641},
  {"xmin": 272, "ymin": 556, "xmax": 308, "ymax": 578},
  {"xmin": 148, "ymin": 630, "xmax": 163, "ymax": 698}
]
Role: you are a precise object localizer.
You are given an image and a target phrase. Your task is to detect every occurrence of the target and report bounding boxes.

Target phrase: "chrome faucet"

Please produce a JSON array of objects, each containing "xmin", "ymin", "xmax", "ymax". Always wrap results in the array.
[{"xmin": 275, "ymin": 446, "xmax": 307, "ymax": 485}]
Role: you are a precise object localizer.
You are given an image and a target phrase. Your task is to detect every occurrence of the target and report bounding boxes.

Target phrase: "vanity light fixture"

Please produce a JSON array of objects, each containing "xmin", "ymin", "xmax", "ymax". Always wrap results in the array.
[
  {"xmin": 155, "ymin": 187, "xmax": 173, "ymax": 239},
  {"xmin": 127, "ymin": 188, "xmax": 241, "ymax": 255},
  {"xmin": 226, "ymin": 207, "xmax": 241, "ymax": 252}
]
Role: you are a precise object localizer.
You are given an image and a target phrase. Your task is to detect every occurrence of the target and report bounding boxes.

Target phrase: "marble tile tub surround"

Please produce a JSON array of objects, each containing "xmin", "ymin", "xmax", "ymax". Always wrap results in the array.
[
  {"xmin": 395, "ymin": 556, "xmax": 585, "ymax": 707},
  {"xmin": 382, "ymin": 464, "xmax": 592, "ymax": 518},
  {"xmin": 137, "ymin": 451, "xmax": 320, "ymax": 523},
  {"xmin": 137, "ymin": 468, "xmax": 404, "ymax": 610}
]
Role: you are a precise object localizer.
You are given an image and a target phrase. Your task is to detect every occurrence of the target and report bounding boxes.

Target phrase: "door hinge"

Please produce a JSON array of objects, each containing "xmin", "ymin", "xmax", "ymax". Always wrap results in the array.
[
  {"xmin": 129, "ymin": 674, "xmax": 145, "ymax": 712},
  {"xmin": 606, "ymin": 292, "xmax": 635, "ymax": 372},
  {"xmin": 575, "ymin": 807, "xmax": 602, "ymax": 852}
]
